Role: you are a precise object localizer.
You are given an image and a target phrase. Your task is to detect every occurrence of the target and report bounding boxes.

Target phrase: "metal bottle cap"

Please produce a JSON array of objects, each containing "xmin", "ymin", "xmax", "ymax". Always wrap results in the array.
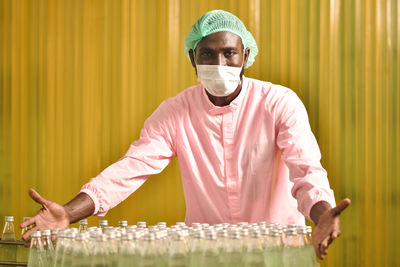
[
  {"xmin": 31, "ymin": 230, "xmax": 41, "ymax": 238},
  {"xmin": 5, "ymin": 216, "xmax": 14, "ymax": 222}
]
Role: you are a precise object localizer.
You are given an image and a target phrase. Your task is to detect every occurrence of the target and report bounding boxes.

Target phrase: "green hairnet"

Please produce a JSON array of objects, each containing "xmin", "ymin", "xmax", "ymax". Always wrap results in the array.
[{"xmin": 184, "ymin": 10, "xmax": 258, "ymax": 68}]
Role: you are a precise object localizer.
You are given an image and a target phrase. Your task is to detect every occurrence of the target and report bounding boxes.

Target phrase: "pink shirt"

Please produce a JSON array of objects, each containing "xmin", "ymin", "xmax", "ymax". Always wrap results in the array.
[{"xmin": 80, "ymin": 77, "xmax": 336, "ymax": 225}]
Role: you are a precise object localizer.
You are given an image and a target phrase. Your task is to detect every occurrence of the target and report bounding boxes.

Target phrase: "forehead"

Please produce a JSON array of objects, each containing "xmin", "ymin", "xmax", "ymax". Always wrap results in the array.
[{"xmin": 195, "ymin": 31, "xmax": 243, "ymax": 51}]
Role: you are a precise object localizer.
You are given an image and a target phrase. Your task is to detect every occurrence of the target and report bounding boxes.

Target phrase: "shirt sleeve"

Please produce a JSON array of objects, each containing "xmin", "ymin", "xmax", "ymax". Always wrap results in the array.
[
  {"xmin": 274, "ymin": 88, "xmax": 336, "ymax": 221},
  {"xmin": 80, "ymin": 99, "xmax": 177, "ymax": 217}
]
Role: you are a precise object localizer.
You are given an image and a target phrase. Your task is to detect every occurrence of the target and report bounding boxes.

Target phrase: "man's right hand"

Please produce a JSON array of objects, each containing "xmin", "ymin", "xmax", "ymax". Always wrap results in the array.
[{"xmin": 20, "ymin": 189, "xmax": 70, "ymax": 241}]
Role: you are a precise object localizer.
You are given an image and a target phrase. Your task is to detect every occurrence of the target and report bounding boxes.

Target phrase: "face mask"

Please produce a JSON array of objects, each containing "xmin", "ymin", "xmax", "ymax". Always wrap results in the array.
[{"xmin": 195, "ymin": 52, "xmax": 245, "ymax": 97}]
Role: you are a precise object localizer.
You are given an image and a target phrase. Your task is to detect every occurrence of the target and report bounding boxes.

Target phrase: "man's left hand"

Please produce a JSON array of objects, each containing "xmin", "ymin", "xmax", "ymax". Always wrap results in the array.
[{"xmin": 312, "ymin": 198, "xmax": 351, "ymax": 260}]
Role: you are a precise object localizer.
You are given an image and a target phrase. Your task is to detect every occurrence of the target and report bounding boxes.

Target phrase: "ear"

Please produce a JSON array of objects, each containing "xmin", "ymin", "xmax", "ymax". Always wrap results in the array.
[{"xmin": 189, "ymin": 49, "xmax": 196, "ymax": 68}]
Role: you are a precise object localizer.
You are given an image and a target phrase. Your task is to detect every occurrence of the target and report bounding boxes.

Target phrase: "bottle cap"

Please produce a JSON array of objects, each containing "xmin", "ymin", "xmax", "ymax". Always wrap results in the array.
[
  {"xmin": 250, "ymin": 229, "xmax": 261, "ymax": 238},
  {"xmin": 137, "ymin": 221, "xmax": 147, "ymax": 228},
  {"xmin": 157, "ymin": 222, "xmax": 167, "ymax": 228},
  {"xmin": 23, "ymin": 217, "xmax": 30, "ymax": 221},
  {"xmin": 193, "ymin": 230, "xmax": 205, "ymax": 239},
  {"xmin": 79, "ymin": 219, "xmax": 88, "ymax": 225},
  {"xmin": 67, "ymin": 231, "xmax": 77, "ymax": 239},
  {"xmin": 99, "ymin": 220, "xmax": 108, "ymax": 226},
  {"xmin": 228, "ymin": 229, "xmax": 240, "ymax": 239},
  {"xmin": 31, "ymin": 230, "xmax": 41, "ymax": 238},
  {"xmin": 191, "ymin": 222, "xmax": 201, "ymax": 229},
  {"xmin": 217, "ymin": 229, "xmax": 228, "ymax": 238},
  {"xmin": 297, "ymin": 226, "xmax": 308, "ymax": 235},
  {"xmin": 5, "ymin": 216, "xmax": 14, "ymax": 222},
  {"xmin": 118, "ymin": 220, "xmax": 128, "ymax": 227},
  {"xmin": 41, "ymin": 229, "xmax": 51, "ymax": 236},
  {"xmin": 284, "ymin": 228, "xmax": 297, "ymax": 236},
  {"xmin": 205, "ymin": 230, "xmax": 217, "ymax": 240},
  {"xmin": 51, "ymin": 229, "xmax": 59, "ymax": 235}
]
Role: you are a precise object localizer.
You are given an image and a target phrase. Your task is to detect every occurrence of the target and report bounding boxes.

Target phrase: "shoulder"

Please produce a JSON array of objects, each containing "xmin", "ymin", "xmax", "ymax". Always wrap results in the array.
[
  {"xmin": 146, "ymin": 84, "xmax": 200, "ymax": 123},
  {"xmin": 158, "ymin": 84, "xmax": 200, "ymax": 112},
  {"xmin": 245, "ymin": 77, "xmax": 301, "ymax": 111}
]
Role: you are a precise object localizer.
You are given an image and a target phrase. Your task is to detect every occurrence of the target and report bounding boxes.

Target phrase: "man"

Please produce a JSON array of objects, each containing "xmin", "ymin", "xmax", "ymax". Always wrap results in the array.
[{"xmin": 22, "ymin": 10, "xmax": 350, "ymax": 259}]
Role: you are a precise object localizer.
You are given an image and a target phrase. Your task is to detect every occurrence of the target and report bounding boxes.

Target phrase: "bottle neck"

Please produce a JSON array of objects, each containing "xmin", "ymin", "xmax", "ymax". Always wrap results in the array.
[{"xmin": 30, "ymin": 237, "xmax": 44, "ymax": 250}]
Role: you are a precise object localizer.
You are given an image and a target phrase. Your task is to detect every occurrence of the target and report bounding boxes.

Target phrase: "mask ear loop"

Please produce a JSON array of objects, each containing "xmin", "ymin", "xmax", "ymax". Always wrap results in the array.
[
  {"xmin": 238, "ymin": 48, "xmax": 246, "ymax": 85},
  {"xmin": 241, "ymin": 48, "xmax": 246, "ymax": 68},
  {"xmin": 193, "ymin": 50, "xmax": 198, "ymax": 66}
]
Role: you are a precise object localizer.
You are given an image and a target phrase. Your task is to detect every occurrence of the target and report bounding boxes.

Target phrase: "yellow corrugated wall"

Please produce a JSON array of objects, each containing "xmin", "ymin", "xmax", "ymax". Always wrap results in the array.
[{"xmin": 0, "ymin": 0, "xmax": 399, "ymax": 265}]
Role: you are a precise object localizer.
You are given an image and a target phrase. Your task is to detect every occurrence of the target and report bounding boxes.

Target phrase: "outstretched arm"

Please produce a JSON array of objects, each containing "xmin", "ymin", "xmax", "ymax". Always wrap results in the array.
[
  {"xmin": 20, "ymin": 188, "xmax": 95, "ymax": 241},
  {"xmin": 310, "ymin": 198, "xmax": 351, "ymax": 259}
]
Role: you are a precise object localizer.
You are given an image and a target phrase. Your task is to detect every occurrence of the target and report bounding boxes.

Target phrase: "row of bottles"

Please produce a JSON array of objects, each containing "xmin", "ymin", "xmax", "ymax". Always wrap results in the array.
[
  {"xmin": 0, "ymin": 216, "xmax": 32, "ymax": 263},
  {"xmin": 25, "ymin": 219, "xmax": 319, "ymax": 267}
]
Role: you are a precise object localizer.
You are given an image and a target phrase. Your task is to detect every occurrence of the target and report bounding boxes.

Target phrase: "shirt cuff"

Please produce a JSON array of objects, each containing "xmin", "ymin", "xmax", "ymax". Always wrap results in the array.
[
  {"xmin": 79, "ymin": 186, "xmax": 106, "ymax": 217},
  {"xmin": 298, "ymin": 188, "xmax": 336, "ymax": 221}
]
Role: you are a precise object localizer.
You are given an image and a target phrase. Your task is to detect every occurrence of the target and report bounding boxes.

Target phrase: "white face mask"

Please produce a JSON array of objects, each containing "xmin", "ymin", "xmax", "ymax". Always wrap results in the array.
[{"xmin": 195, "ymin": 52, "xmax": 244, "ymax": 97}]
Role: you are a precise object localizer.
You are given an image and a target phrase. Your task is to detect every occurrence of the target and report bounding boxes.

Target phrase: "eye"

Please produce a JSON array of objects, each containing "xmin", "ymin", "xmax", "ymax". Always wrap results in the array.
[
  {"xmin": 225, "ymin": 50, "xmax": 237, "ymax": 57},
  {"xmin": 201, "ymin": 51, "xmax": 212, "ymax": 57}
]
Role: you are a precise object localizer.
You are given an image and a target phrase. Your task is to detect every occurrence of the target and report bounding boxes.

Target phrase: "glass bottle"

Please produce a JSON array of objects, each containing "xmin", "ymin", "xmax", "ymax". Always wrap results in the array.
[
  {"xmin": 70, "ymin": 232, "xmax": 91, "ymax": 267},
  {"xmin": 118, "ymin": 233, "xmax": 139, "ymax": 267},
  {"xmin": 263, "ymin": 228, "xmax": 283, "ymax": 267},
  {"xmin": 221, "ymin": 229, "xmax": 243, "ymax": 267},
  {"xmin": 53, "ymin": 229, "xmax": 68, "ymax": 267},
  {"xmin": 60, "ymin": 230, "xmax": 76, "ymax": 267},
  {"xmin": 1, "ymin": 216, "xmax": 17, "ymax": 263},
  {"xmin": 189, "ymin": 230, "xmax": 204, "ymax": 267},
  {"xmin": 41, "ymin": 229, "xmax": 55, "ymax": 266},
  {"xmin": 168, "ymin": 232, "xmax": 189, "ymax": 267},
  {"xmin": 244, "ymin": 229, "xmax": 264, "ymax": 267},
  {"xmin": 297, "ymin": 226, "xmax": 318, "ymax": 267},
  {"xmin": 89, "ymin": 234, "xmax": 109, "ymax": 267},
  {"xmin": 216, "ymin": 229, "xmax": 228, "ymax": 254},
  {"xmin": 282, "ymin": 228, "xmax": 299, "ymax": 267},
  {"xmin": 200, "ymin": 230, "xmax": 220, "ymax": 267},
  {"xmin": 27, "ymin": 230, "xmax": 46, "ymax": 267},
  {"xmin": 138, "ymin": 233, "xmax": 157, "ymax": 267},
  {"xmin": 2, "ymin": 216, "xmax": 16, "ymax": 240},
  {"xmin": 79, "ymin": 219, "xmax": 88, "ymax": 232},
  {"xmin": 105, "ymin": 230, "xmax": 119, "ymax": 266},
  {"xmin": 20, "ymin": 217, "xmax": 30, "ymax": 240}
]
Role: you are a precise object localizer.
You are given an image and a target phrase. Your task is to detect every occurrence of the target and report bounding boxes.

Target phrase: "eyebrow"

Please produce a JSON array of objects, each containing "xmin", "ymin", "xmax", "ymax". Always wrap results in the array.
[{"xmin": 198, "ymin": 46, "xmax": 239, "ymax": 52}]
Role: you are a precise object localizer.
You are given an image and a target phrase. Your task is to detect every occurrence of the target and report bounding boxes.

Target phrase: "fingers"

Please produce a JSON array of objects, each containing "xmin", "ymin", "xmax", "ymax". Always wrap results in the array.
[
  {"xmin": 331, "ymin": 230, "xmax": 341, "ymax": 239},
  {"xmin": 29, "ymin": 188, "xmax": 50, "ymax": 207},
  {"xmin": 20, "ymin": 216, "xmax": 36, "ymax": 229},
  {"xmin": 21, "ymin": 225, "xmax": 38, "ymax": 241},
  {"xmin": 23, "ymin": 238, "xmax": 31, "ymax": 248},
  {"xmin": 315, "ymin": 229, "xmax": 341, "ymax": 260},
  {"xmin": 319, "ymin": 235, "xmax": 329, "ymax": 257},
  {"xmin": 332, "ymin": 198, "xmax": 351, "ymax": 216}
]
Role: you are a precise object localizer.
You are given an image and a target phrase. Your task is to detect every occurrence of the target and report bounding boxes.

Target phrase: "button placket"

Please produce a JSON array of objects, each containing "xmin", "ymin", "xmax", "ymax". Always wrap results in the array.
[{"xmin": 222, "ymin": 109, "xmax": 240, "ymax": 220}]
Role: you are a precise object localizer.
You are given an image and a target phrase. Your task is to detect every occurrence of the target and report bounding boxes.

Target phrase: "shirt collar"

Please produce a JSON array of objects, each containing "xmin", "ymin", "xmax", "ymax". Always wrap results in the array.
[{"xmin": 201, "ymin": 76, "xmax": 248, "ymax": 115}]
